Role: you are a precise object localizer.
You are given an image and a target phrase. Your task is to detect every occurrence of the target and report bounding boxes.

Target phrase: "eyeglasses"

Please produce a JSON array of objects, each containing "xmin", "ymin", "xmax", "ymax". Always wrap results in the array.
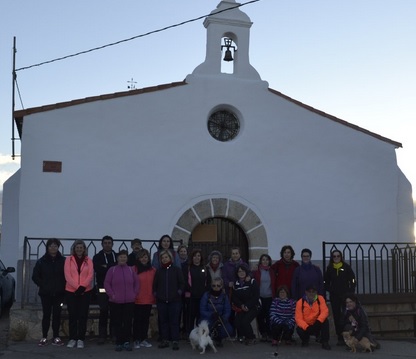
[{"xmin": 211, "ymin": 284, "xmax": 222, "ymax": 288}]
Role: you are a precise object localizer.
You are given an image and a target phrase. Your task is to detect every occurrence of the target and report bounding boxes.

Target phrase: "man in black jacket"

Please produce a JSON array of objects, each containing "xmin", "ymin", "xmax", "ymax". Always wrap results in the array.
[{"xmin": 93, "ymin": 235, "xmax": 117, "ymax": 344}]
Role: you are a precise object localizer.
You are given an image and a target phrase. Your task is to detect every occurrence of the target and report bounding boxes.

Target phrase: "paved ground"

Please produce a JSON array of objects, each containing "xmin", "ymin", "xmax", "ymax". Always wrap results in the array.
[
  {"xmin": 1, "ymin": 308, "xmax": 415, "ymax": 358},
  {"xmin": 1, "ymin": 336, "xmax": 416, "ymax": 358}
]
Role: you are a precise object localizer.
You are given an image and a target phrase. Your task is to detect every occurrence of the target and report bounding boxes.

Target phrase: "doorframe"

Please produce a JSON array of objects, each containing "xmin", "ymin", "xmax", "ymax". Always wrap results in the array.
[{"xmin": 171, "ymin": 197, "xmax": 269, "ymax": 268}]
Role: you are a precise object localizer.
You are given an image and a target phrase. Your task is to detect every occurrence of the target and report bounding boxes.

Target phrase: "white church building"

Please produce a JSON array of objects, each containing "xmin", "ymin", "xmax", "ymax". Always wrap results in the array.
[{"xmin": 2, "ymin": 0, "xmax": 414, "ymax": 274}]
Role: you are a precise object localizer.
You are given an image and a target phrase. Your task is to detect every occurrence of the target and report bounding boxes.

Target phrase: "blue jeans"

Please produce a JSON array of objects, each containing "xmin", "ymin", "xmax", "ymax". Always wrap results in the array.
[{"xmin": 157, "ymin": 301, "xmax": 181, "ymax": 341}]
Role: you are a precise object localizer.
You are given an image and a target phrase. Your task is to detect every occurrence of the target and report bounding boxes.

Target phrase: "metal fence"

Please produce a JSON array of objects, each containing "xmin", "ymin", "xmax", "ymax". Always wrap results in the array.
[
  {"xmin": 21, "ymin": 239, "xmax": 416, "ymax": 307},
  {"xmin": 322, "ymin": 242, "xmax": 416, "ymax": 294},
  {"xmin": 21, "ymin": 236, "xmax": 183, "ymax": 308}
]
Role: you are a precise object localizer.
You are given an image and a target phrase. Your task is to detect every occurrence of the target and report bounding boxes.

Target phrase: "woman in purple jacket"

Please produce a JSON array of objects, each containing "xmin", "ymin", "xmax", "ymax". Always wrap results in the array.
[{"xmin": 104, "ymin": 250, "xmax": 139, "ymax": 352}]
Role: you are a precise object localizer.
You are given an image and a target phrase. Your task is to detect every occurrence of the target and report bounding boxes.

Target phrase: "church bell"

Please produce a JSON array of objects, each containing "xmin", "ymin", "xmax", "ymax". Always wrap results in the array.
[
  {"xmin": 223, "ymin": 49, "xmax": 233, "ymax": 62},
  {"xmin": 221, "ymin": 37, "xmax": 236, "ymax": 62}
]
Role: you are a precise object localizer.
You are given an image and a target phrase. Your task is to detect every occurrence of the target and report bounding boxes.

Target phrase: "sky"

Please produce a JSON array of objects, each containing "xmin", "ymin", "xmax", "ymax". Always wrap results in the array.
[{"xmin": 0, "ymin": 0, "xmax": 415, "ymax": 218}]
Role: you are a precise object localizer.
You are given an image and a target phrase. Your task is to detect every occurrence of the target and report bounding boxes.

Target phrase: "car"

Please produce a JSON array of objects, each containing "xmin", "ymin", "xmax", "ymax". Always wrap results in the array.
[{"xmin": 0, "ymin": 260, "xmax": 15, "ymax": 317}]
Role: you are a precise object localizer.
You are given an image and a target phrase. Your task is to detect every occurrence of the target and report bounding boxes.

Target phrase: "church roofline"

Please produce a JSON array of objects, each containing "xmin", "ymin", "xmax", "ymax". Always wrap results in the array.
[
  {"xmin": 268, "ymin": 88, "xmax": 402, "ymax": 149},
  {"xmin": 13, "ymin": 80, "xmax": 402, "ymax": 148}
]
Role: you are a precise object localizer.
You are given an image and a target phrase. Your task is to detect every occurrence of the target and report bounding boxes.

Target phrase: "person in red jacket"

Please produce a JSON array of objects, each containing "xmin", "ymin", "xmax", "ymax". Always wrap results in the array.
[
  {"xmin": 271, "ymin": 245, "xmax": 299, "ymax": 298},
  {"xmin": 252, "ymin": 254, "xmax": 277, "ymax": 342},
  {"xmin": 64, "ymin": 240, "xmax": 94, "ymax": 349},
  {"xmin": 295, "ymin": 285, "xmax": 331, "ymax": 350}
]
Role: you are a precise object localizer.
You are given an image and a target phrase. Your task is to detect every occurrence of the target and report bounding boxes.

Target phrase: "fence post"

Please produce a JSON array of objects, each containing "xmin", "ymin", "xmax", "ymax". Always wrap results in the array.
[{"xmin": 21, "ymin": 236, "xmax": 28, "ymax": 309}]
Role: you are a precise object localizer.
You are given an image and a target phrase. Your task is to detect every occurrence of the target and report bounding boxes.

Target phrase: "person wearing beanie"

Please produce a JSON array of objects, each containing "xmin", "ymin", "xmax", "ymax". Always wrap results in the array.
[
  {"xmin": 295, "ymin": 285, "xmax": 331, "ymax": 350},
  {"xmin": 199, "ymin": 277, "xmax": 233, "ymax": 346}
]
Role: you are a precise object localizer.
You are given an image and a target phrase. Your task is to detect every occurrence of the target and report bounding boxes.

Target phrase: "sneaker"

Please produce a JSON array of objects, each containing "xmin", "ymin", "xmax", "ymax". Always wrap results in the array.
[
  {"xmin": 77, "ymin": 340, "xmax": 84, "ymax": 349},
  {"xmin": 301, "ymin": 341, "xmax": 309, "ymax": 347},
  {"xmin": 115, "ymin": 344, "xmax": 123, "ymax": 352},
  {"xmin": 158, "ymin": 340, "xmax": 169, "ymax": 349},
  {"xmin": 123, "ymin": 342, "xmax": 132, "ymax": 351},
  {"xmin": 271, "ymin": 339, "xmax": 278, "ymax": 346},
  {"xmin": 67, "ymin": 339, "xmax": 77, "ymax": 348},
  {"xmin": 172, "ymin": 341, "xmax": 179, "ymax": 351},
  {"xmin": 322, "ymin": 342, "xmax": 331, "ymax": 350},
  {"xmin": 336, "ymin": 338, "xmax": 345, "ymax": 346},
  {"xmin": 140, "ymin": 340, "xmax": 152, "ymax": 348},
  {"xmin": 215, "ymin": 339, "xmax": 223, "ymax": 347},
  {"xmin": 38, "ymin": 338, "xmax": 48, "ymax": 347},
  {"xmin": 134, "ymin": 340, "xmax": 141, "ymax": 349},
  {"xmin": 97, "ymin": 337, "xmax": 106, "ymax": 345},
  {"xmin": 245, "ymin": 338, "xmax": 255, "ymax": 346},
  {"xmin": 260, "ymin": 334, "xmax": 268, "ymax": 342},
  {"xmin": 52, "ymin": 337, "xmax": 64, "ymax": 346}
]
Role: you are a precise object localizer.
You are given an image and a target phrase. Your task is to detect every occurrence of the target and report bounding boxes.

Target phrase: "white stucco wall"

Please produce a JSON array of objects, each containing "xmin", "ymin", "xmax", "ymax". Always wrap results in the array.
[
  {"xmin": 14, "ymin": 73, "xmax": 413, "ymax": 264},
  {"xmin": 5, "ymin": 0, "xmax": 414, "ymax": 276}
]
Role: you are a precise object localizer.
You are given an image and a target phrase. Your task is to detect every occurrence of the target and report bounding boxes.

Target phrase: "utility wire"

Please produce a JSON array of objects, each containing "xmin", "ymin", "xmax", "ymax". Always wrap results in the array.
[{"xmin": 16, "ymin": 0, "xmax": 260, "ymax": 72}]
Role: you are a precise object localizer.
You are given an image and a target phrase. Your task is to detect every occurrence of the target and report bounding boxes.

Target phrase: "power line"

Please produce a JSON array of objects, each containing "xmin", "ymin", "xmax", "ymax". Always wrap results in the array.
[{"xmin": 15, "ymin": 0, "xmax": 261, "ymax": 72}]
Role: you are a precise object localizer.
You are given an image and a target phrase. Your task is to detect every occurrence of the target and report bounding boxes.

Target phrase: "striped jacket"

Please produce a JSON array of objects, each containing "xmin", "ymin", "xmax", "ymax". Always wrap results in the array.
[{"xmin": 269, "ymin": 297, "xmax": 296, "ymax": 328}]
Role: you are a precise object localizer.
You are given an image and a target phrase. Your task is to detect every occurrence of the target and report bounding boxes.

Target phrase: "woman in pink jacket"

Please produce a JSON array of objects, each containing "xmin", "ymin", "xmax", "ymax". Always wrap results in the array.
[
  {"xmin": 104, "ymin": 250, "xmax": 139, "ymax": 351},
  {"xmin": 64, "ymin": 240, "xmax": 94, "ymax": 349}
]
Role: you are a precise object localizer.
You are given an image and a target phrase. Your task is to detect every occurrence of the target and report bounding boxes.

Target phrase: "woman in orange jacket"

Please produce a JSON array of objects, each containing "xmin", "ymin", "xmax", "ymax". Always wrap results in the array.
[
  {"xmin": 132, "ymin": 249, "xmax": 156, "ymax": 349},
  {"xmin": 64, "ymin": 240, "xmax": 94, "ymax": 349}
]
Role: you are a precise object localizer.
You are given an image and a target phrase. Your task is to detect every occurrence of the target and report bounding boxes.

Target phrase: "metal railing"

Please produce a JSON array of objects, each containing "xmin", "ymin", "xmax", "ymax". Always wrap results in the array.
[
  {"xmin": 21, "ymin": 236, "xmax": 183, "ymax": 308},
  {"xmin": 21, "ymin": 239, "xmax": 416, "ymax": 307},
  {"xmin": 322, "ymin": 242, "xmax": 416, "ymax": 294}
]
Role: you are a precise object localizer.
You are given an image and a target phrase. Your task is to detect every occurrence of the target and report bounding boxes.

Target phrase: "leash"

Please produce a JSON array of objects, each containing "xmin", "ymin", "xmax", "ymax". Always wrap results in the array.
[{"xmin": 208, "ymin": 298, "xmax": 235, "ymax": 345}]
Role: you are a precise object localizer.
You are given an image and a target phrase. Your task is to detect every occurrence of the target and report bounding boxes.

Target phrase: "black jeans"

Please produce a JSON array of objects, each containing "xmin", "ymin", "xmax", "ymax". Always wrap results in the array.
[
  {"xmin": 40, "ymin": 294, "xmax": 64, "ymax": 338},
  {"xmin": 271, "ymin": 323, "xmax": 294, "ymax": 341},
  {"xmin": 157, "ymin": 301, "xmax": 181, "ymax": 342},
  {"xmin": 330, "ymin": 295, "xmax": 343, "ymax": 339},
  {"xmin": 296, "ymin": 319, "xmax": 330, "ymax": 343},
  {"xmin": 96, "ymin": 291, "xmax": 113, "ymax": 338},
  {"xmin": 234, "ymin": 307, "xmax": 258, "ymax": 340},
  {"xmin": 65, "ymin": 290, "xmax": 91, "ymax": 341},
  {"xmin": 133, "ymin": 304, "xmax": 152, "ymax": 341},
  {"xmin": 187, "ymin": 297, "xmax": 202, "ymax": 334},
  {"xmin": 257, "ymin": 297, "xmax": 272, "ymax": 336},
  {"xmin": 110, "ymin": 302, "xmax": 135, "ymax": 345}
]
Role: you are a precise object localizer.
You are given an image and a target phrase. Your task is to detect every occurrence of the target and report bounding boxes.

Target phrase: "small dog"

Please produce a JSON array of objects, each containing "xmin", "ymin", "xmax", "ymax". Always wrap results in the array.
[
  {"xmin": 342, "ymin": 331, "xmax": 376, "ymax": 353},
  {"xmin": 189, "ymin": 320, "xmax": 218, "ymax": 354}
]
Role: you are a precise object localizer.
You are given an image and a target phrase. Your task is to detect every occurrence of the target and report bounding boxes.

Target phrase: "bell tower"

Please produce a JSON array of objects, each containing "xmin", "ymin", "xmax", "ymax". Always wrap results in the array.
[{"xmin": 191, "ymin": 0, "xmax": 262, "ymax": 81}]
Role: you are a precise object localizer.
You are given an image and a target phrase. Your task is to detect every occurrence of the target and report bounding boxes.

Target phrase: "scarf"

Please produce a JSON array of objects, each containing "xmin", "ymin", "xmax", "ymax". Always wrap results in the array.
[
  {"xmin": 75, "ymin": 255, "xmax": 85, "ymax": 273},
  {"xmin": 259, "ymin": 264, "xmax": 269, "ymax": 271},
  {"xmin": 210, "ymin": 288, "xmax": 222, "ymax": 297},
  {"xmin": 136, "ymin": 260, "xmax": 152, "ymax": 274},
  {"xmin": 161, "ymin": 261, "xmax": 172, "ymax": 269},
  {"xmin": 333, "ymin": 262, "xmax": 343, "ymax": 276}
]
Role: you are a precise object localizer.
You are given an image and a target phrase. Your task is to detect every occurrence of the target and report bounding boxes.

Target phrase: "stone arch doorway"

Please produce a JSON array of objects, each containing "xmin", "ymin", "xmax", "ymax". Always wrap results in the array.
[
  {"xmin": 188, "ymin": 217, "xmax": 249, "ymax": 263},
  {"xmin": 171, "ymin": 197, "xmax": 269, "ymax": 268}
]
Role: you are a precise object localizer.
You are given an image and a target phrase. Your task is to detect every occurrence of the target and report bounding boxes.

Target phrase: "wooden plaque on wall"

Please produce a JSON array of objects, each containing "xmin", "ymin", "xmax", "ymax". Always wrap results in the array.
[{"xmin": 192, "ymin": 224, "xmax": 217, "ymax": 242}]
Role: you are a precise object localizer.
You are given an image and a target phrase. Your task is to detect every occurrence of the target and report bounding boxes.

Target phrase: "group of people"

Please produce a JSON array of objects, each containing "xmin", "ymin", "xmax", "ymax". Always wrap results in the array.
[{"xmin": 32, "ymin": 237, "xmax": 377, "ymax": 352}]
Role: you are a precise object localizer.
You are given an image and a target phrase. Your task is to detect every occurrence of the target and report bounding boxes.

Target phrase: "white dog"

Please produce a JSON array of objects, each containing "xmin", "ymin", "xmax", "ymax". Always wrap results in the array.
[{"xmin": 189, "ymin": 320, "xmax": 218, "ymax": 354}]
